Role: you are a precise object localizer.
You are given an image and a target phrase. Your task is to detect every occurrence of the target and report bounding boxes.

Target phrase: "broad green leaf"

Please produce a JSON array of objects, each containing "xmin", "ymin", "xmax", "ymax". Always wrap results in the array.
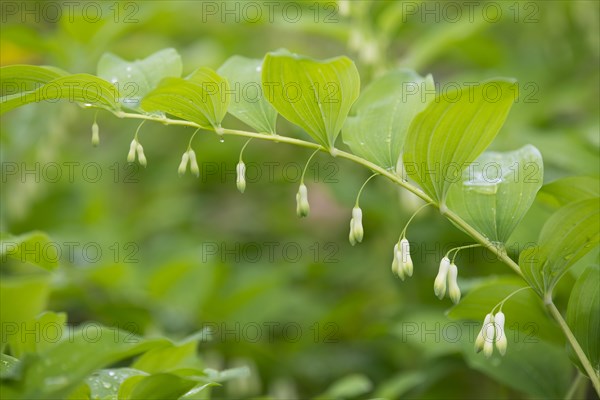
[
  {"xmin": 97, "ymin": 48, "xmax": 183, "ymax": 110},
  {"xmin": 0, "ymin": 276, "xmax": 50, "ymax": 357},
  {"xmin": 0, "ymin": 74, "xmax": 119, "ymax": 115},
  {"xmin": 446, "ymin": 145, "xmax": 544, "ymax": 243},
  {"xmin": 1, "ymin": 231, "xmax": 59, "ymax": 270},
  {"xmin": 262, "ymin": 51, "xmax": 360, "ymax": 150},
  {"xmin": 8, "ymin": 326, "xmax": 169, "ymax": 399},
  {"xmin": 403, "ymin": 79, "xmax": 519, "ymax": 203},
  {"xmin": 447, "ymin": 276, "xmax": 561, "ymax": 343},
  {"xmin": 0, "ymin": 65, "xmax": 67, "ymax": 95},
  {"xmin": 118, "ymin": 373, "xmax": 199, "ymax": 400},
  {"xmin": 519, "ymin": 198, "xmax": 600, "ymax": 295},
  {"xmin": 217, "ymin": 56, "xmax": 277, "ymax": 134},
  {"xmin": 537, "ymin": 176, "xmax": 600, "ymax": 209},
  {"xmin": 343, "ymin": 69, "xmax": 435, "ymax": 170},
  {"xmin": 141, "ymin": 67, "xmax": 230, "ymax": 129},
  {"xmin": 566, "ymin": 265, "xmax": 600, "ymax": 375},
  {"xmin": 11, "ymin": 312, "xmax": 67, "ymax": 357},
  {"xmin": 132, "ymin": 341, "xmax": 200, "ymax": 373},
  {"xmin": 462, "ymin": 338, "xmax": 572, "ymax": 399},
  {"xmin": 85, "ymin": 368, "xmax": 147, "ymax": 400},
  {"xmin": 317, "ymin": 374, "xmax": 372, "ymax": 399}
]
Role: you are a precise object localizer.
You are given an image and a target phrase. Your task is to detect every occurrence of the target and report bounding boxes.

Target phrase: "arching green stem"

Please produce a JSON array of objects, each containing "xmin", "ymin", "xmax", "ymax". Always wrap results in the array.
[{"xmin": 354, "ymin": 173, "xmax": 379, "ymax": 207}]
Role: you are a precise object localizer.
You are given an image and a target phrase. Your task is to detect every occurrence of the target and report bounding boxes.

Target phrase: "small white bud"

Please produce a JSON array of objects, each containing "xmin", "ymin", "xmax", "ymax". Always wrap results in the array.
[
  {"xmin": 348, "ymin": 207, "xmax": 364, "ymax": 245},
  {"xmin": 236, "ymin": 161, "xmax": 246, "ymax": 193},
  {"xmin": 178, "ymin": 151, "xmax": 189, "ymax": 176},
  {"xmin": 447, "ymin": 263, "xmax": 461, "ymax": 304},
  {"xmin": 475, "ymin": 313, "xmax": 494, "ymax": 353},
  {"xmin": 494, "ymin": 311, "xmax": 507, "ymax": 356},
  {"xmin": 127, "ymin": 139, "xmax": 137, "ymax": 163},
  {"xmin": 400, "ymin": 238, "xmax": 413, "ymax": 277},
  {"xmin": 392, "ymin": 244, "xmax": 405, "ymax": 280},
  {"xmin": 188, "ymin": 150, "xmax": 199, "ymax": 178},
  {"xmin": 91, "ymin": 122, "xmax": 99, "ymax": 147},
  {"xmin": 483, "ymin": 315, "xmax": 496, "ymax": 358},
  {"xmin": 434, "ymin": 257, "xmax": 450, "ymax": 299},
  {"xmin": 296, "ymin": 184, "xmax": 309, "ymax": 218},
  {"xmin": 136, "ymin": 143, "xmax": 147, "ymax": 167}
]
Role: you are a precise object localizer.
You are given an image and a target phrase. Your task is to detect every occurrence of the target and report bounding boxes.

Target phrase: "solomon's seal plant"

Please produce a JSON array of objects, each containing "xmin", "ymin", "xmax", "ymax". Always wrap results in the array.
[{"xmin": 1, "ymin": 48, "xmax": 599, "ymax": 397}]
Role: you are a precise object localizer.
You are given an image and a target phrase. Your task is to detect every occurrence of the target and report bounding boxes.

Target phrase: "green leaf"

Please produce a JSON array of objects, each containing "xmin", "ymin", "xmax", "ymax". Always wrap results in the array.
[
  {"xmin": 10, "ymin": 312, "xmax": 67, "ymax": 357},
  {"xmin": 85, "ymin": 368, "xmax": 147, "ymax": 400},
  {"xmin": 9, "ymin": 326, "xmax": 168, "ymax": 399},
  {"xmin": 132, "ymin": 341, "xmax": 200, "ymax": 374},
  {"xmin": 217, "ymin": 55, "xmax": 277, "ymax": 134},
  {"xmin": 566, "ymin": 265, "xmax": 600, "ymax": 375},
  {"xmin": 0, "ymin": 74, "xmax": 119, "ymax": 115},
  {"xmin": 97, "ymin": 48, "xmax": 183, "ymax": 110},
  {"xmin": 1, "ymin": 354, "xmax": 20, "ymax": 379},
  {"xmin": 446, "ymin": 145, "xmax": 544, "ymax": 243},
  {"xmin": 118, "ymin": 373, "xmax": 199, "ymax": 400},
  {"xmin": 141, "ymin": 67, "xmax": 230, "ymax": 129},
  {"xmin": 262, "ymin": 51, "xmax": 360, "ymax": 150},
  {"xmin": 447, "ymin": 276, "xmax": 561, "ymax": 343},
  {"xmin": 343, "ymin": 69, "xmax": 435, "ymax": 170},
  {"xmin": 403, "ymin": 79, "xmax": 519, "ymax": 203},
  {"xmin": 537, "ymin": 176, "xmax": 600, "ymax": 209},
  {"xmin": 1, "ymin": 231, "xmax": 59, "ymax": 270},
  {"xmin": 0, "ymin": 65, "xmax": 67, "ymax": 95},
  {"xmin": 317, "ymin": 373, "xmax": 372, "ymax": 399},
  {"xmin": 519, "ymin": 198, "xmax": 600, "ymax": 295}
]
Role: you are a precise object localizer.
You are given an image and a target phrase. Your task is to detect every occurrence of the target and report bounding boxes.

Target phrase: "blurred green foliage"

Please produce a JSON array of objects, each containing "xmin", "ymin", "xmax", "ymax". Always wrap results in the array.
[{"xmin": 1, "ymin": 1, "xmax": 598, "ymax": 398}]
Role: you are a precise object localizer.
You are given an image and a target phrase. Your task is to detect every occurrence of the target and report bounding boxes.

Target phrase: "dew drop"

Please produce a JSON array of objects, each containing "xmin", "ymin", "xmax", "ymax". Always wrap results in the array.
[{"xmin": 219, "ymin": 137, "xmax": 225, "ymax": 143}]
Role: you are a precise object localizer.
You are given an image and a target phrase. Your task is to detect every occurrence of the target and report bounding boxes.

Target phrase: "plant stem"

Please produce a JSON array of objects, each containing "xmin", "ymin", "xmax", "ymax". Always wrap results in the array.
[
  {"xmin": 354, "ymin": 173, "xmax": 379, "ymax": 207},
  {"xmin": 564, "ymin": 373, "xmax": 586, "ymax": 400},
  {"xmin": 546, "ymin": 298, "xmax": 600, "ymax": 396}
]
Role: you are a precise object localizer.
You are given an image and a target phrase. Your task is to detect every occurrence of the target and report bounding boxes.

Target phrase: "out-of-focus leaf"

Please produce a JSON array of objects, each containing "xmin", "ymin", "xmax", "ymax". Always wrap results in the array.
[
  {"xmin": 1, "ymin": 354, "xmax": 19, "ymax": 379},
  {"xmin": 118, "ymin": 373, "xmax": 200, "ymax": 400},
  {"xmin": 343, "ymin": 69, "xmax": 435, "ymax": 171},
  {"xmin": 519, "ymin": 199, "xmax": 600, "ymax": 295},
  {"xmin": 537, "ymin": 176, "xmax": 600, "ymax": 209},
  {"xmin": 0, "ymin": 74, "xmax": 119, "ymax": 114},
  {"xmin": 141, "ymin": 68, "xmax": 229, "ymax": 129},
  {"xmin": 217, "ymin": 55, "xmax": 277, "ymax": 134},
  {"xmin": 262, "ymin": 51, "xmax": 360, "ymax": 150},
  {"xmin": 85, "ymin": 368, "xmax": 147, "ymax": 400},
  {"xmin": 446, "ymin": 145, "xmax": 543, "ymax": 243},
  {"xmin": 1, "ymin": 231, "xmax": 59, "ymax": 270},
  {"xmin": 97, "ymin": 48, "xmax": 182, "ymax": 110},
  {"xmin": 132, "ymin": 341, "xmax": 199, "ymax": 374},
  {"xmin": 566, "ymin": 265, "xmax": 600, "ymax": 375},
  {"xmin": 317, "ymin": 373, "xmax": 372, "ymax": 399},
  {"xmin": 0, "ymin": 65, "xmax": 67, "ymax": 95},
  {"xmin": 403, "ymin": 79, "xmax": 518, "ymax": 203}
]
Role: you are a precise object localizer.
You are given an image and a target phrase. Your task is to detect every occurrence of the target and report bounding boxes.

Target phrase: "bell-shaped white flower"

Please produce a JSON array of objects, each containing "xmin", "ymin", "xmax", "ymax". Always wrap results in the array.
[
  {"xmin": 127, "ymin": 139, "xmax": 138, "ymax": 163},
  {"xmin": 91, "ymin": 122, "xmax": 99, "ymax": 147},
  {"xmin": 475, "ymin": 313, "xmax": 494, "ymax": 353},
  {"xmin": 188, "ymin": 150, "xmax": 199, "ymax": 177},
  {"xmin": 136, "ymin": 143, "xmax": 147, "ymax": 167},
  {"xmin": 392, "ymin": 243, "xmax": 405, "ymax": 280},
  {"xmin": 447, "ymin": 262, "xmax": 461, "ymax": 304},
  {"xmin": 296, "ymin": 184, "xmax": 310, "ymax": 218},
  {"xmin": 399, "ymin": 238, "xmax": 413, "ymax": 277},
  {"xmin": 348, "ymin": 207, "xmax": 364, "ymax": 246},
  {"xmin": 178, "ymin": 151, "xmax": 190, "ymax": 176},
  {"xmin": 434, "ymin": 257, "xmax": 450, "ymax": 299},
  {"xmin": 236, "ymin": 161, "xmax": 246, "ymax": 193},
  {"xmin": 483, "ymin": 315, "xmax": 496, "ymax": 358},
  {"xmin": 494, "ymin": 311, "xmax": 507, "ymax": 356}
]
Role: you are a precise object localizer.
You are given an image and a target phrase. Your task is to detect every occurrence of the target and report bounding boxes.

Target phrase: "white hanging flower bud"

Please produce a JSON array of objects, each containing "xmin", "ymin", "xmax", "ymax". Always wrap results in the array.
[
  {"xmin": 136, "ymin": 143, "xmax": 147, "ymax": 167},
  {"xmin": 236, "ymin": 161, "xmax": 246, "ymax": 193},
  {"xmin": 399, "ymin": 238, "xmax": 413, "ymax": 277},
  {"xmin": 447, "ymin": 262, "xmax": 461, "ymax": 304},
  {"xmin": 494, "ymin": 311, "xmax": 507, "ymax": 356},
  {"xmin": 483, "ymin": 314, "xmax": 496, "ymax": 358},
  {"xmin": 188, "ymin": 150, "xmax": 199, "ymax": 178},
  {"xmin": 127, "ymin": 139, "xmax": 138, "ymax": 163},
  {"xmin": 434, "ymin": 257, "xmax": 450, "ymax": 300},
  {"xmin": 475, "ymin": 313, "xmax": 494, "ymax": 353},
  {"xmin": 348, "ymin": 207, "xmax": 363, "ymax": 246},
  {"xmin": 392, "ymin": 243, "xmax": 404, "ymax": 280},
  {"xmin": 178, "ymin": 151, "xmax": 189, "ymax": 176},
  {"xmin": 91, "ymin": 122, "xmax": 99, "ymax": 147},
  {"xmin": 296, "ymin": 184, "xmax": 309, "ymax": 218}
]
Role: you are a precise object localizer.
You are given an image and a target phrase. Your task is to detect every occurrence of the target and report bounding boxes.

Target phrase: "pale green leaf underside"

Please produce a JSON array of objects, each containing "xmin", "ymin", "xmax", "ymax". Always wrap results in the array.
[
  {"xmin": 566, "ymin": 265, "xmax": 600, "ymax": 375},
  {"xmin": 141, "ymin": 67, "xmax": 230, "ymax": 129},
  {"xmin": 0, "ymin": 74, "xmax": 119, "ymax": 115},
  {"xmin": 403, "ymin": 79, "xmax": 519, "ymax": 203},
  {"xmin": 262, "ymin": 52, "xmax": 360, "ymax": 149},
  {"xmin": 446, "ymin": 145, "xmax": 543, "ymax": 243},
  {"xmin": 343, "ymin": 69, "xmax": 435, "ymax": 170},
  {"xmin": 217, "ymin": 55, "xmax": 277, "ymax": 134},
  {"xmin": 519, "ymin": 198, "xmax": 600, "ymax": 294},
  {"xmin": 97, "ymin": 48, "xmax": 182, "ymax": 110}
]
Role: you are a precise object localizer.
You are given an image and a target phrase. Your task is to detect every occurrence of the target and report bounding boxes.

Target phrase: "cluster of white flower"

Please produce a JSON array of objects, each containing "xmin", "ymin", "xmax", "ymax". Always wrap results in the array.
[
  {"xmin": 475, "ymin": 311, "xmax": 507, "ymax": 357},
  {"xmin": 391, "ymin": 238, "xmax": 413, "ymax": 280},
  {"xmin": 296, "ymin": 184, "xmax": 310, "ymax": 217},
  {"xmin": 433, "ymin": 256, "xmax": 461, "ymax": 304},
  {"xmin": 348, "ymin": 207, "xmax": 364, "ymax": 246},
  {"xmin": 127, "ymin": 138, "xmax": 147, "ymax": 167},
  {"xmin": 178, "ymin": 149, "xmax": 200, "ymax": 177}
]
